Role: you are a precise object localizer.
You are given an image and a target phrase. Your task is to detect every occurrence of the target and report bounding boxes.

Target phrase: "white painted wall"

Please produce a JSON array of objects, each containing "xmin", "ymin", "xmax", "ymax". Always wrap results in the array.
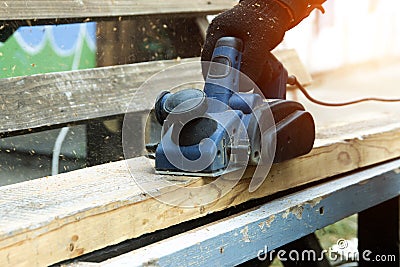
[{"xmin": 278, "ymin": 0, "xmax": 400, "ymax": 73}]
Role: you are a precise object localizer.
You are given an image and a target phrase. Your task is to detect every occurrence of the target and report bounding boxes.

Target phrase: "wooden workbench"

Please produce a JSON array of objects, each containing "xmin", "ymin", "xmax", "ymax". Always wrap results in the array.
[
  {"xmin": 1, "ymin": 1, "xmax": 400, "ymax": 265},
  {"xmin": 1, "ymin": 106, "xmax": 399, "ymax": 266}
]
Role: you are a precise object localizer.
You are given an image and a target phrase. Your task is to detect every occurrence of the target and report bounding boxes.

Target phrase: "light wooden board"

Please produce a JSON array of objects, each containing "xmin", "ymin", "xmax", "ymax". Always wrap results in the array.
[
  {"xmin": 0, "ymin": 114, "xmax": 400, "ymax": 266},
  {"xmin": 95, "ymin": 160, "xmax": 400, "ymax": 266},
  {"xmin": 0, "ymin": 0, "xmax": 236, "ymax": 20},
  {"xmin": 0, "ymin": 50, "xmax": 310, "ymax": 135}
]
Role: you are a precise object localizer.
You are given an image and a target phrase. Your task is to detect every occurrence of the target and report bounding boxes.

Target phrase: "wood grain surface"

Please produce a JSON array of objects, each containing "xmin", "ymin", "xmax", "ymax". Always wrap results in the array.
[
  {"xmin": 0, "ymin": 0, "xmax": 236, "ymax": 20},
  {"xmin": 0, "ymin": 114, "xmax": 399, "ymax": 266},
  {"xmin": 0, "ymin": 50, "xmax": 310, "ymax": 135}
]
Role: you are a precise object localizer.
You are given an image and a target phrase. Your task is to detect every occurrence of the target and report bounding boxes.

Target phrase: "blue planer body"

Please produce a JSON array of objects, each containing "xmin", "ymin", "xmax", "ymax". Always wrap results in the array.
[{"xmin": 149, "ymin": 37, "xmax": 315, "ymax": 177}]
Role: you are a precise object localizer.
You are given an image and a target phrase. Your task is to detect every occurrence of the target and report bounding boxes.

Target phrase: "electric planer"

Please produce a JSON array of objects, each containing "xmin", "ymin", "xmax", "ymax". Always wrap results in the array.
[{"xmin": 146, "ymin": 36, "xmax": 315, "ymax": 177}]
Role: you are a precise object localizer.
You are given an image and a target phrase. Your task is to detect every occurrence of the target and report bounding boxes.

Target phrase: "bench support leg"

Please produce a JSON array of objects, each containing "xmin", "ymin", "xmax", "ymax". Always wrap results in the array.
[{"xmin": 358, "ymin": 196, "xmax": 400, "ymax": 266}]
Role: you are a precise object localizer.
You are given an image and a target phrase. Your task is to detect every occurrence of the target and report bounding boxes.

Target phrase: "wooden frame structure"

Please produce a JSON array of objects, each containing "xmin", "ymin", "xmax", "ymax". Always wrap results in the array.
[
  {"xmin": 0, "ymin": 0, "xmax": 236, "ymax": 21},
  {"xmin": 86, "ymin": 159, "xmax": 400, "ymax": 266},
  {"xmin": 0, "ymin": 50, "xmax": 309, "ymax": 137},
  {"xmin": 0, "ymin": 1, "xmax": 399, "ymax": 267}
]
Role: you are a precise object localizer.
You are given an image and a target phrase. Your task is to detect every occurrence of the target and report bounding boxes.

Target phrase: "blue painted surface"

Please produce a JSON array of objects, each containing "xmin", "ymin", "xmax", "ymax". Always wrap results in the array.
[
  {"xmin": 162, "ymin": 167, "xmax": 400, "ymax": 266},
  {"xmin": 15, "ymin": 22, "xmax": 96, "ymax": 52}
]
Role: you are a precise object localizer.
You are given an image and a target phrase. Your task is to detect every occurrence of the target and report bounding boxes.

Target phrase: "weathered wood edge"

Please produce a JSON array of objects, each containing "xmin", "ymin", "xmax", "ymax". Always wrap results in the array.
[
  {"xmin": 0, "ymin": 58, "xmax": 195, "ymax": 134},
  {"xmin": 0, "ymin": 118, "xmax": 400, "ymax": 266},
  {"xmin": 0, "ymin": 0, "xmax": 236, "ymax": 21},
  {"xmin": 97, "ymin": 159, "xmax": 400, "ymax": 266},
  {"xmin": 0, "ymin": 50, "xmax": 309, "ymax": 135}
]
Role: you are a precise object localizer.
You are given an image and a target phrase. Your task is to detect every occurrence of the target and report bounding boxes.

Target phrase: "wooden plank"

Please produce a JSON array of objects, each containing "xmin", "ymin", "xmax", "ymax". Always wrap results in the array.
[
  {"xmin": 0, "ymin": 0, "xmax": 236, "ymax": 21},
  {"xmin": 85, "ymin": 160, "xmax": 400, "ymax": 267},
  {"xmin": 0, "ymin": 50, "xmax": 310, "ymax": 136},
  {"xmin": 0, "ymin": 114, "xmax": 400, "ymax": 266},
  {"xmin": 0, "ymin": 58, "xmax": 196, "ymax": 135}
]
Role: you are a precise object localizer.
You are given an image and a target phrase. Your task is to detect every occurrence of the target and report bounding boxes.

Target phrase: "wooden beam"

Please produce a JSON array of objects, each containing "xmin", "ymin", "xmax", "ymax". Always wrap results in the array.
[
  {"xmin": 0, "ymin": 50, "xmax": 310, "ymax": 136},
  {"xmin": 0, "ymin": 114, "xmax": 400, "ymax": 266},
  {"xmin": 83, "ymin": 160, "xmax": 400, "ymax": 266},
  {"xmin": 0, "ymin": 0, "xmax": 236, "ymax": 21},
  {"xmin": 0, "ymin": 58, "xmax": 197, "ymax": 135}
]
